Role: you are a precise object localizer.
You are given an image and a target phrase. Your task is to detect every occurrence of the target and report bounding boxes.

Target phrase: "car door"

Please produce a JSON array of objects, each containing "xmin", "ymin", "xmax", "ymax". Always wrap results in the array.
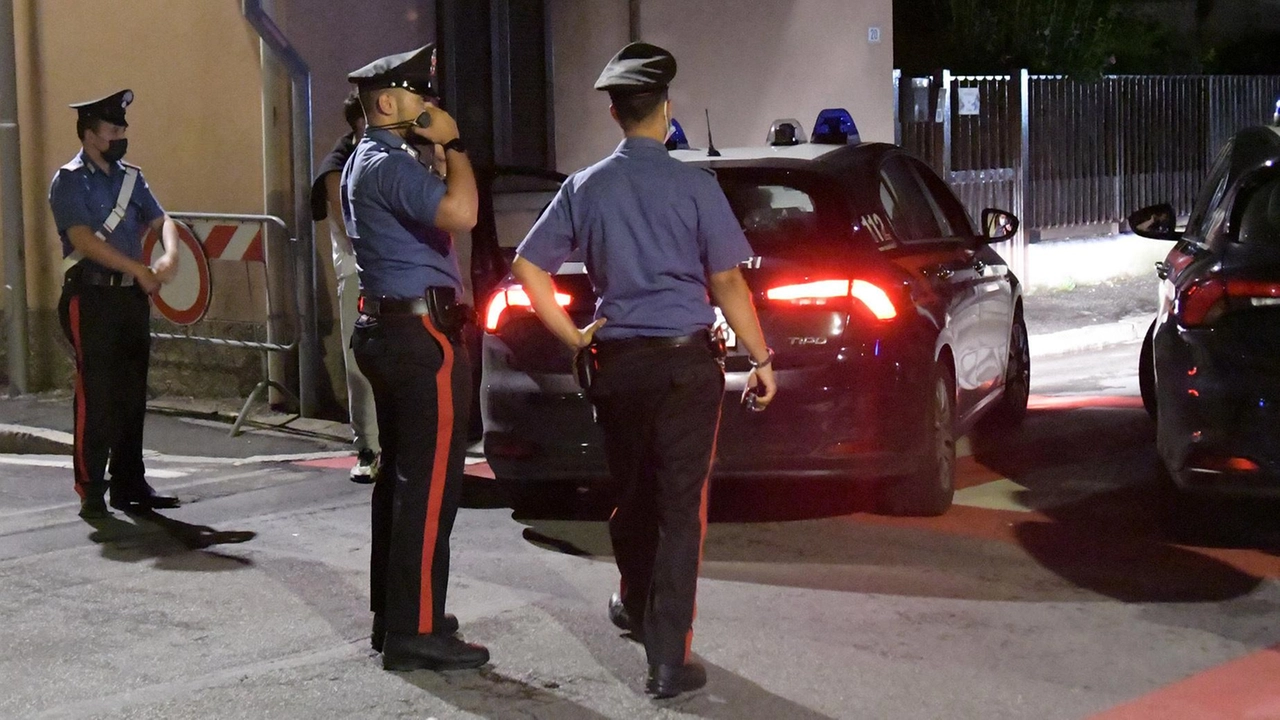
[
  {"xmin": 910, "ymin": 158, "xmax": 1012, "ymax": 401},
  {"xmin": 876, "ymin": 153, "xmax": 987, "ymax": 416}
]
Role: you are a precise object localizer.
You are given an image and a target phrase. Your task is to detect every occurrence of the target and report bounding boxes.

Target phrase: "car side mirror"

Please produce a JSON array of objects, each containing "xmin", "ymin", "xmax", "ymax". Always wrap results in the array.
[
  {"xmin": 981, "ymin": 208, "xmax": 1019, "ymax": 243},
  {"xmin": 1128, "ymin": 203, "xmax": 1181, "ymax": 240}
]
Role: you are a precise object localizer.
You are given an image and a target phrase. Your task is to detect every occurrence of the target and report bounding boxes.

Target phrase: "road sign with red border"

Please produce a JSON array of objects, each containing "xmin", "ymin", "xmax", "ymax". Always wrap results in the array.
[{"xmin": 143, "ymin": 221, "xmax": 212, "ymax": 326}]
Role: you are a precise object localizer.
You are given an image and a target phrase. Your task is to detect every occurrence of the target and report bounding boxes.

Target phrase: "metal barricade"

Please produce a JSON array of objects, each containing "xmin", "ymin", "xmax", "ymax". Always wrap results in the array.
[{"xmin": 147, "ymin": 212, "xmax": 298, "ymax": 436}]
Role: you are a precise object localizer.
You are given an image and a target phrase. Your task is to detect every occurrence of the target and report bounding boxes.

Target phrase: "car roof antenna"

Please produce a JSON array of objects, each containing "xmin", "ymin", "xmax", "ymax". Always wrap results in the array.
[{"xmin": 705, "ymin": 109, "xmax": 722, "ymax": 157}]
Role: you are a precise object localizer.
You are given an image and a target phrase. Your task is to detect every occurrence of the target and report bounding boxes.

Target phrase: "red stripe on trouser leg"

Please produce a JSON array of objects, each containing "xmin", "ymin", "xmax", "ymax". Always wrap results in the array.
[
  {"xmin": 69, "ymin": 296, "xmax": 89, "ymax": 499},
  {"xmin": 417, "ymin": 316, "xmax": 455, "ymax": 634},
  {"xmin": 684, "ymin": 404, "xmax": 721, "ymax": 664}
]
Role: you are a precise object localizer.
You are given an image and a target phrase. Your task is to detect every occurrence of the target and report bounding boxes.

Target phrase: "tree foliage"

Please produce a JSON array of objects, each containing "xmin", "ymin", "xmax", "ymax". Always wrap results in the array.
[{"xmin": 896, "ymin": 0, "xmax": 1183, "ymax": 78}]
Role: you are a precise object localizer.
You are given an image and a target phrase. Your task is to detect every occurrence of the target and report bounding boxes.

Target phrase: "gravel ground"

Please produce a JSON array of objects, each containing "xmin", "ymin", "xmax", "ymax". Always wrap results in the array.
[{"xmin": 1024, "ymin": 274, "xmax": 1160, "ymax": 336}]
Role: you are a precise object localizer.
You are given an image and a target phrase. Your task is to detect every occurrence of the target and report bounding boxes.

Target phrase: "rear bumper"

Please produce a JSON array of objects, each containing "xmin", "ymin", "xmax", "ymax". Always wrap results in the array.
[
  {"xmin": 1154, "ymin": 325, "xmax": 1280, "ymax": 497},
  {"xmin": 481, "ymin": 335, "xmax": 934, "ymax": 482}
]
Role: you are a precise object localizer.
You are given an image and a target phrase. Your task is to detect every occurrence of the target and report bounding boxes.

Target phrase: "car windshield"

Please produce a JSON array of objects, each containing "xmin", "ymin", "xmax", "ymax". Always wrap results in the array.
[
  {"xmin": 714, "ymin": 169, "xmax": 848, "ymax": 258},
  {"xmin": 1236, "ymin": 173, "xmax": 1280, "ymax": 246}
]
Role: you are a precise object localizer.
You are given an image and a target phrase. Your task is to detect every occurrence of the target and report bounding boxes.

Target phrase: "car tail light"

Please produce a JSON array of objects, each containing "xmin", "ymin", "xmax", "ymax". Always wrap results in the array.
[
  {"xmin": 484, "ymin": 285, "xmax": 572, "ymax": 332},
  {"xmin": 1188, "ymin": 453, "xmax": 1261, "ymax": 474},
  {"xmin": 765, "ymin": 279, "xmax": 897, "ymax": 320},
  {"xmin": 1177, "ymin": 276, "xmax": 1280, "ymax": 326}
]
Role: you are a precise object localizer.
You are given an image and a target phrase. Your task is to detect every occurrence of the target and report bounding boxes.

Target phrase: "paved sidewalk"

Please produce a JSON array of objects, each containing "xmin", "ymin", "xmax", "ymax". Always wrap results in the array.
[{"xmin": 1025, "ymin": 274, "xmax": 1157, "ymax": 358}]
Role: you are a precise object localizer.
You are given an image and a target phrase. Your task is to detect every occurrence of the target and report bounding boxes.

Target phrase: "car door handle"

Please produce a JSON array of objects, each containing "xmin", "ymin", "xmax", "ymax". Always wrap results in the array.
[{"xmin": 1154, "ymin": 261, "xmax": 1171, "ymax": 280}]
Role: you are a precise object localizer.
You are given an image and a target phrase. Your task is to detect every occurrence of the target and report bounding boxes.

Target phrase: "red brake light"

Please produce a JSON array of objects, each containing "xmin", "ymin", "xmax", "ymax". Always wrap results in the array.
[
  {"xmin": 1177, "ymin": 277, "xmax": 1280, "ymax": 326},
  {"xmin": 765, "ymin": 279, "xmax": 897, "ymax": 320},
  {"xmin": 484, "ymin": 285, "xmax": 572, "ymax": 332},
  {"xmin": 1177, "ymin": 277, "xmax": 1227, "ymax": 327}
]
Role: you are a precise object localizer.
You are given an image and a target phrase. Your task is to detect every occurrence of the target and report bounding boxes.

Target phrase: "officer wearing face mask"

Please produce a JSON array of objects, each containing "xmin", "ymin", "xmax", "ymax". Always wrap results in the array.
[
  {"xmin": 340, "ymin": 45, "xmax": 486, "ymax": 672},
  {"xmin": 49, "ymin": 89, "xmax": 182, "ymax": 519}
]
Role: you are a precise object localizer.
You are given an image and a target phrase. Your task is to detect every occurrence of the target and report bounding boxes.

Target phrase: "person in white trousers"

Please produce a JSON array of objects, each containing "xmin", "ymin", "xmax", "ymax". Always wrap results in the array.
[{"xmin": 311, "ymin": 93, "xmax": 380, "ymax": 482}]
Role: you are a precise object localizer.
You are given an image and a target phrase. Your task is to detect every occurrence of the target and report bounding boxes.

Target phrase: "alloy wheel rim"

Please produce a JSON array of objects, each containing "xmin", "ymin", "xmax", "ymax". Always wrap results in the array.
[{"xmin": 935, "ymin": 378, "xmax": 954, "ymax": 491}]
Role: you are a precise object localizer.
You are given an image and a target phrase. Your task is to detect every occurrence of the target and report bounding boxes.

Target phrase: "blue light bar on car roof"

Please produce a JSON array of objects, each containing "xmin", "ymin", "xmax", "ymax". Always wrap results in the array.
[
  {"xmin": 665, "ymin": 118, "xmax": 690, "ymax": 150},
  {"xmin": 812, "ymin": 108, "xmax": 860, "ymax": 145}
]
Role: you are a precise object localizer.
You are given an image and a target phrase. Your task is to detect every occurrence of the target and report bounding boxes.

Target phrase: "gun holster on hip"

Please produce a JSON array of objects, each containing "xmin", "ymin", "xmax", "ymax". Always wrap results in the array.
[
  {"xmin": 572, "ymin": 344, "xmax": 599, "ymax": 393},
  {"xmin": 425, "ymin": 287, "xmax": 474, "ymax": 344}
]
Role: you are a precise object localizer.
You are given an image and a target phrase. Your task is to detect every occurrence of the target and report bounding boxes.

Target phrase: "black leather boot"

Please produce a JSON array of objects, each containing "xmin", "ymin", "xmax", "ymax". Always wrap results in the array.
[
  {"xmin": 382, "ymin": 632, "xmax": 489, "ymax": 671},
  {"xmin": 646, "ymin": 662, "xmax": 707, "ymax": 699},
  {"xmin": 372, "ymin": 613, "xmax": 459, "ymax": 652}
]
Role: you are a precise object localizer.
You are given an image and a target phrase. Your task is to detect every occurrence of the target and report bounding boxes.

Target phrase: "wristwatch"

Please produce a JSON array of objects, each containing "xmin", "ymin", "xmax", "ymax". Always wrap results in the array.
[{"xmin": 442, "ymin": 137, "xmax": 467, "ymax": 155}]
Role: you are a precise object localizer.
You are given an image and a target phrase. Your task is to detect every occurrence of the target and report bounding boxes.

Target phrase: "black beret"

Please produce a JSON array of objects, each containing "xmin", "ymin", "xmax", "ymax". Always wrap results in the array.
[
  {"xmin": 594, "ymin": 42, "xmax": 676, "ymax": 93},
  {"xmin": 70, "ymin": 89, "xmax": 133, "ymax": 127},
  {"xmin": 347, "ymin": 44, "xmax": 438, "ymax": 97}
]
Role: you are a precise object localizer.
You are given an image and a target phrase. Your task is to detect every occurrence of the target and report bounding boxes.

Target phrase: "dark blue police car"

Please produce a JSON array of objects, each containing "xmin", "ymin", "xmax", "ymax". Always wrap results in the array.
[
  {"xmin": 474, "ymin": 110, "xmax": 1029, "ymax": 516},
  {"xmin": 1131, "ymin": 120, "xmax": 1280, "ymax": 499}
]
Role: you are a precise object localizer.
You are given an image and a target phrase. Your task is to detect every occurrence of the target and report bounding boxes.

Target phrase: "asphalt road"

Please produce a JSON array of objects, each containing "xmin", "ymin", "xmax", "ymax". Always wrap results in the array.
[{"xmin": 1, "ymin": 341, "xmax": 1278, "ymax": 720}]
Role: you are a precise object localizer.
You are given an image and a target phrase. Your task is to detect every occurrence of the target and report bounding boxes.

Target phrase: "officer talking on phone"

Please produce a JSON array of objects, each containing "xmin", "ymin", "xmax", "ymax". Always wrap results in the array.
[
  {"xmin": 511, "ymin": 42, "xmax": 777, "ymax": 699},
  {"xmin": 340, "ymin": 45, "xmax": 487, "ymax": 672}
]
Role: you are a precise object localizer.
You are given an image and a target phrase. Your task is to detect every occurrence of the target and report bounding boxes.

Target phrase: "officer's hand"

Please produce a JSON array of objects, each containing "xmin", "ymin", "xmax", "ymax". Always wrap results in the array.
[
  {"xmin": 574, "ymin": 318, "xmax": 607, "ymax": 349},
  {"xmin": 152, "ymin": 253, "xmax": 179, "ymax": 284},
  {"xmin": 743, "ymin": 364, "xmax": 777, "ymax": 412},
  {"xmin": 134, "ymin": 266, "xmax": 161, "ymax": 295},
  {"xmin": 411, "ymin": 105, "xmax": 461, "ymax": 146}
]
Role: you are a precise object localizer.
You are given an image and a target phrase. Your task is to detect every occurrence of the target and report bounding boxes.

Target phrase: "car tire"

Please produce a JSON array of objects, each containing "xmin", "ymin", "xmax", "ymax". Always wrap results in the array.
[
  {"xmin": 982, "ymin": 309, "xmax": 1031, "ymax": 430},
  {"xmin": 880, "ymin": 363, "xmax": 956, "ymax": 517},
  {"xmin": 1139, "ymin": 320, "xmax": 1157, "ymax": 419}
]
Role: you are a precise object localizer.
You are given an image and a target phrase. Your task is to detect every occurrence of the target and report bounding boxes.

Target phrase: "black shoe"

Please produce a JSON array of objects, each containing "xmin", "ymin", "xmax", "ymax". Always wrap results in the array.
[
  {"xmin": 381, "ymin": 632, "xmax": 489, "ymax": 671},
  {"xmin": 608, "ymin": 593, "xmax": 643, "ymax": 639},
  {"xmin": 78, "ymin": 495, "xmax": 111, "ymax": 519},
  {"xmin": 372, "ymin": 613, "xmax": 459, "ymax": 652},
  {"xmin": 646, "ymin": 662, "xmax": 707, "ymax": 699},
  {"xmin": 110, "ymin": 483, "xmax": 180, "ymax": 511}
]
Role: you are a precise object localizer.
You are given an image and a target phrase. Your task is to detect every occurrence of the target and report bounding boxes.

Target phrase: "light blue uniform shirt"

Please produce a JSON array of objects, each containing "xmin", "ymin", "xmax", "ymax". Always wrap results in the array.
[
  {"xmin": 340, "ymin": 128, "xmax": 461, "ymax": 298},
  {"xmin": 516, "ymin": 137, "xmax": 754, "ymax": 341},
  {"xmin": 48, "ymin": 150, "xmax": 165, "ymax": 272}
]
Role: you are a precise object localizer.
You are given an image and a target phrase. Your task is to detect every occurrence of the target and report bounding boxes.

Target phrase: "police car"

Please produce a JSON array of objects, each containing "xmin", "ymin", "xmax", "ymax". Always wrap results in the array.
[
  {"xmin": 475, "ymin": 110, "xmax": 1028, "ymax": 516},
  {"xmin": 1131, "ymin": 115, "xmax": 1280, "ymax": 500}
]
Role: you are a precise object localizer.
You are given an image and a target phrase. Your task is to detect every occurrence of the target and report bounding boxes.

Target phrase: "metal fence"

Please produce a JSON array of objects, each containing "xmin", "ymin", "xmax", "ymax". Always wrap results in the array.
[{"xmin": 894, "ymin": 70, "xmax": 1280, "ymax": 239}]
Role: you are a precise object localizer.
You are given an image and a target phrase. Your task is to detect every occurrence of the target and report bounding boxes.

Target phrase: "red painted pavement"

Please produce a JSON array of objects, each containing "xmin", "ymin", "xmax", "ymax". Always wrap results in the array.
[{"xmin": 1088, "ymin": 646, "xmax": 1280, "ymax": 720}]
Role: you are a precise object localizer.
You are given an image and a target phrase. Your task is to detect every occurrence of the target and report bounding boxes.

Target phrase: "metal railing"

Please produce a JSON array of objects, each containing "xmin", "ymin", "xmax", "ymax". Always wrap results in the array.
[
  {"xmin": 895, "ymin": 70, "xmax": 1280, "ymax": 237},
  {"xmin": 150, "ymin": 212, "xmax": 299, "ymax": 436}
]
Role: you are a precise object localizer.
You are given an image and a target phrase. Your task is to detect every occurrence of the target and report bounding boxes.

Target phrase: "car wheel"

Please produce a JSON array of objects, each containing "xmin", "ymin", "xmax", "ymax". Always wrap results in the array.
[
  {"xmin": 880, "ymin": 363, "xmax": 956, "ymax": 517},
  {"xmin": 984, "ymin": 309, "xmax": 1031, "ymax": 430},
  {"xmin": 1139, "ymin": 320, "xmax": 1157, "ymax": 419}
]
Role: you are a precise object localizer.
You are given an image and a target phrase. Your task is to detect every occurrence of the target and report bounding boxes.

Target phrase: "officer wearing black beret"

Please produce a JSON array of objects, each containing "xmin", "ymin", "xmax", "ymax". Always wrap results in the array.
[
  {"xmin": 512, "ymin": 42, "xmax": 777, "ymax": 698},
  {"xmin": 49, "ymin": 89, "xmax": 182, "ymax": 519},
  {"xmin": 339, "ymin": 45, "xmax": 488, "ymax": 672}
]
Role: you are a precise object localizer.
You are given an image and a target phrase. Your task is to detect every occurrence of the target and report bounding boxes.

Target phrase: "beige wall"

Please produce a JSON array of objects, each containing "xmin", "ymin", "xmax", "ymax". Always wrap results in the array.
[
  {"xmin": 549, "ymin": 0, "xmax": 894, "ymax": 173},
  {"xmin": 12, "ymin": 0, "xmax": 267, "ymax": 311}
]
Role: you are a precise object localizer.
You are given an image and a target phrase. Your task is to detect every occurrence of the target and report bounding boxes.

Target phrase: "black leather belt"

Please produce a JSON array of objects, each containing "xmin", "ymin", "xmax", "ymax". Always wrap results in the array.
[
  {"xmin": 594, "ymin": 329, "xmax": 714, "ymax": 361},
  {"xmin": 65, "ymin": 267, "xmax": 135, "ymax": 287},
  {"xmin": 359, "ymin": 296, "xmax": 430, "ymax": 316}
]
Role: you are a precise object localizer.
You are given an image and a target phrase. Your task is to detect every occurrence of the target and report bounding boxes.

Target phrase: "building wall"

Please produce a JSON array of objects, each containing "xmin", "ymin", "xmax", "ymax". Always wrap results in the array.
[
  {"xmin": 548, "ymin": 0, "xmax": 895, "ymax": 174},
  {"xmin": 3, "ymin": 0, "xmax": 268, "ymax": 389}
]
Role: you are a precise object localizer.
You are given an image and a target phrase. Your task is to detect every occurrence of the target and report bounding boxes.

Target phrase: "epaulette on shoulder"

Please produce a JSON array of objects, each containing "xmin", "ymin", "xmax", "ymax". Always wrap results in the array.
[
  {"xmin": 120, "ymin": 161, "xmax": 142, "ymax": 171},
  {"xmin": 59, "ymin": 157, "xmax": 84, "ymax": 172}
]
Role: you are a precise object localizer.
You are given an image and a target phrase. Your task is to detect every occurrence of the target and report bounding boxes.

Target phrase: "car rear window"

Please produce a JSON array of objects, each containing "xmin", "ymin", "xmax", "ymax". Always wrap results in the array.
[
  {"xmin": 715, "ymin": 169, "xmax": 850, "ymax": 258},
  {"xmin": 1236, "ymin": 175, "xmax": 1280, "ymax": 246}
]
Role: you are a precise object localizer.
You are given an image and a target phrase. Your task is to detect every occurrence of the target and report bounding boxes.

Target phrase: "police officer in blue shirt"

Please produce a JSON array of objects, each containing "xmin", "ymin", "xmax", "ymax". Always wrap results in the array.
[
  {"xmin": 49, "ymin": 89, "xmax": 182, "ymax": 520},
  {"xmin": 340, "ymin": 45, "xmax": 488, "ymax": 672},
  {"xmin": 512, "ymin": 42, "xmax": 778, "ymax": 699}
]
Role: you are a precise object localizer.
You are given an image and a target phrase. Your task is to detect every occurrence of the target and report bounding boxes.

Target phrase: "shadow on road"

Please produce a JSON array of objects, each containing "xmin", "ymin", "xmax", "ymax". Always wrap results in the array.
[
  {"xmin": 84, "ymin": 509, "xmax": 256, "ymax": 570},
  {"xmin": 500, "ymin": 396, "xmax": 1277, "ymax": 606}
]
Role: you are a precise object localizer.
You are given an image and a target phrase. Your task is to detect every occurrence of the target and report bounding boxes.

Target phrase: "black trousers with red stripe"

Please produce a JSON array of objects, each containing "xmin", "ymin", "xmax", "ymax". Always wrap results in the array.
[
  {"xmin": 591, "ymin": 343, "xmax": 725, "ymax": 666},
  {"xmin": 57, "ymin": 282, "xmax": 152, "ymax": 501},
  {"xmin": 352, "ymin": 312, "xmax": 471, "ymax": 636}
]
